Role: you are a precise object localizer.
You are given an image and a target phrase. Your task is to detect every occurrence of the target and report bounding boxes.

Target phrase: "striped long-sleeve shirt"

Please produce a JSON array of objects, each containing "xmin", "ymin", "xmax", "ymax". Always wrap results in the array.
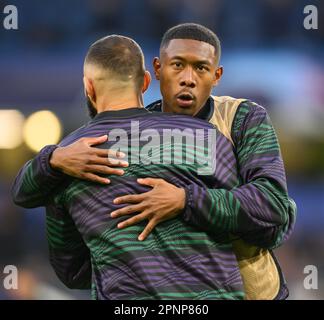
[
  {"xmin": 13, "ymin": 108, "xmax": 245, "ymax": 299},
  {"xmin": 12, "ymin": 98, "xmax": 296, "ymax": 299}
]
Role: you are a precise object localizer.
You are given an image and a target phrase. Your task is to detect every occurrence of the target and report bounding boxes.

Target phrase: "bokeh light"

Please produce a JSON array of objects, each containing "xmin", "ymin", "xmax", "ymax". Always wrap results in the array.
[
  {"xmin": 23, "ymin": 110, "xmax": 62, "ymax": 152},
  {"xmin": 0, "ymin": 110, "xmax": 25, "ymax": 149}
]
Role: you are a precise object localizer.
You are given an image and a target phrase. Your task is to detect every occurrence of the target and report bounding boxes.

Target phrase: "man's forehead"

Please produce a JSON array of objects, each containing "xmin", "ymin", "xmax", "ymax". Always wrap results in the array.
[{"xmin": 162, "ymin": 39, "xmax": 216, "ymax": 61}]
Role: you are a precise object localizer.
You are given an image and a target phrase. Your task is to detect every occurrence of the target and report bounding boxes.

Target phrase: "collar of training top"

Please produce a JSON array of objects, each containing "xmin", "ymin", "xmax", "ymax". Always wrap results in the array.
[
  {"xmin": 145, "ymin": 96, "xmax": 214, "ymax": 122},
  {"xmin": 91, "ymin": 107, "xmax": 150, "ymax": 122}
]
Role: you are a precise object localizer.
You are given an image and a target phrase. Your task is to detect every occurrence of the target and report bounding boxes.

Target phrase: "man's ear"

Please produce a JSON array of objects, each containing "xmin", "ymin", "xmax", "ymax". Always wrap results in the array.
[
  {"xmin": 153, "ymin": 57, "xmax": 161, "ymax": 80},
  {"xmin": 83, "ymin": 76, "xmax": 96, "ymax": 102},
  {"xmin": 142, "ymin": 71, "xmax": 151, "ymax": 93},
  {"xmin": 213, "ymin": 66, "xmax": 223, "ymax": 86}
]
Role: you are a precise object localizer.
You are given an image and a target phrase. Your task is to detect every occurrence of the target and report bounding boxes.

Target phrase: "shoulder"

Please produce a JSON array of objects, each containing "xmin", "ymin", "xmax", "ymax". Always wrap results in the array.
[
  {"xmin": 231, "ymin": 100, "xmax": 274, "ymax": 144},
  {"xmin": 232, "ymin": 100, "xmax": 269, "ymax": 131},
  {"xmin": 209, "ymin": 95, "xmax": 269, "ymax": 129},
  {"xmin": 236, "ymin": 100, "xmax": 267, "ymax": 117},
  {"xmin": 59, "ymin": 125, "xmax": 88, "ymax": 147},
  {"xmin": 146, "ymin": 100, "xmax": 162, "ymax": 112}
]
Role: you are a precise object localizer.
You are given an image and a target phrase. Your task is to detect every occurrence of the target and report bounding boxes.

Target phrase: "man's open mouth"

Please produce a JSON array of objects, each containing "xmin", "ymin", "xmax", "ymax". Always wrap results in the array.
[{"xmin": 176, "ymin": 93, "xmax": 195, "ymax": 107}]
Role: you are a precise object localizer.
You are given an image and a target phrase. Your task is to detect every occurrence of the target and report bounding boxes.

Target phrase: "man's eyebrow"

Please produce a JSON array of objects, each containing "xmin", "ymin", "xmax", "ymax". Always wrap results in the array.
[
  {"xmin": 170, "ymin": 56, "xmax": 212, "ymax": 65},
  {"xmin": 194, "ymin": 60, "xmax": 212, "ymax": 66},
  {"xmin": 169, "ymin": 56, "xmax": 186, "ymax": 61}
]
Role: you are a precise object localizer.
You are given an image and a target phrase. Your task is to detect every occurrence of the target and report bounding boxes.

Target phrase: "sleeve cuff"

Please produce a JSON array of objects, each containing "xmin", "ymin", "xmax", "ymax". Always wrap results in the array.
[
  {"xmin": 38, "ymin": 145, "xmax": 65, "ymax": 180},
  {"xmin": 182, "ymin": 185, "xmax": 194, "ymax": 223}
]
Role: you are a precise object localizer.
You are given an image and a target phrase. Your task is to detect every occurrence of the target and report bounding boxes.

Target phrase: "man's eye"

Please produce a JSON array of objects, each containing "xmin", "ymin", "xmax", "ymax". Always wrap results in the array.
[
  {"xmin": 197, "ymin": 65, "xmax": 208, "ymax": 71},
  {"xmin": 173, "ymin": 62, "xmax": 182, "ymax": 68}
]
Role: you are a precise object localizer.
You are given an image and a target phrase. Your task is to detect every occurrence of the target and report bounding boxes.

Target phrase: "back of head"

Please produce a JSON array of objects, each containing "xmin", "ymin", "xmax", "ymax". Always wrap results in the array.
[
  {"xmin": 85, "ymin": 35, "xmax": 145, "ymax": 90},
  {"xmin": 160, "ymin": 23, "xmax": 221, "ymax": 64}
]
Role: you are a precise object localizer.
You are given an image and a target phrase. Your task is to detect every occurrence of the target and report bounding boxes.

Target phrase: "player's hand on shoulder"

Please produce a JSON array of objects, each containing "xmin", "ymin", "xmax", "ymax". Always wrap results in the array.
[{"xmin": 49, "ymin": 135, "xmax": 128, "ymax": 184}]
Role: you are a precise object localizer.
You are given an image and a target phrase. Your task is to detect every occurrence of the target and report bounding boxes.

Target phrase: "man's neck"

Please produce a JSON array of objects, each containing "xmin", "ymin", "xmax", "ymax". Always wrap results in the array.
[{"xmin": 96, "ymin": 96, "xmax": 143, "ymax": 113}]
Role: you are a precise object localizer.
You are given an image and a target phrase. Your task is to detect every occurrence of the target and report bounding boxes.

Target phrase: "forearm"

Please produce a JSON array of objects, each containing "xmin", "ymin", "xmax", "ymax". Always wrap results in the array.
[
  {"xmin": 11, "ymin": 145, "xmax": 65, "ymax": 208},
  {"xmin": 183, "ymin": 178, "xmax": 296, "ymax": 249}
]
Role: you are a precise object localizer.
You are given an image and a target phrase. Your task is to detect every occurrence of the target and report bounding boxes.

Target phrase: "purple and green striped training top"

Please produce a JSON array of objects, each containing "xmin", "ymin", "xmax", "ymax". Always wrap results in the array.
[{"xmin": 12, "ymin": 98, "xmax": 296, "ymax": 300}]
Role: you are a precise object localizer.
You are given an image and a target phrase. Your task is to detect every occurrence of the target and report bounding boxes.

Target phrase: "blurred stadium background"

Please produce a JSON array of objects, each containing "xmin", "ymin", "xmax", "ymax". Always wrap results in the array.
[{"xmin": 0, "ymin": 0, "xmax": 323, "ymax": 299}]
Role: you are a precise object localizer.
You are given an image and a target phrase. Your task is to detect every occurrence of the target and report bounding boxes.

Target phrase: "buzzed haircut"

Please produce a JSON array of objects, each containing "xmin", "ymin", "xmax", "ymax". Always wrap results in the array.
[
  {"xmin": 160, "ymin": 23, "xmax": 221, "ymax": 64},
  {"xmin": 85, "ymin": 35, "xmax": 145, "ymax": 89}
]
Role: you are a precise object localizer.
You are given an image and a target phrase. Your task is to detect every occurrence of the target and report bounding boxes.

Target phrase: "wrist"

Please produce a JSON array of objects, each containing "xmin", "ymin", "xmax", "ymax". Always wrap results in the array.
[
  {"xmin": 49, "ymin": 147, "xmax": 63, "ymax": 171},
  {"xmin": 177, "ymin": 187, "xmax": 186, "ymax": 212},
  {"xmin": 38, "ymin": 144, "xmax": 65, "ymax": 179}
]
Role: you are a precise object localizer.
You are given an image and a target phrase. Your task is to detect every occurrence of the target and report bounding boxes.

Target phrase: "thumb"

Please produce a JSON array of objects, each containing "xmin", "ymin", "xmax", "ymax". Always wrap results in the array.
[
  {"xmin": 86, "ymin": 135, "xmax": 108, "ymax": 146},
  {"xmin": 137, "ymin": 178, "xmax": 161, "ymax": 187}
]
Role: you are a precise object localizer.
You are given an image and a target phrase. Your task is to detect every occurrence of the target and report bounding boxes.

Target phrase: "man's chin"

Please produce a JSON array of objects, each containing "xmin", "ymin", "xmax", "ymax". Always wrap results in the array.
[{"xmin": 174, "ymin": 104, "xmax": 196, "ymax": 116}]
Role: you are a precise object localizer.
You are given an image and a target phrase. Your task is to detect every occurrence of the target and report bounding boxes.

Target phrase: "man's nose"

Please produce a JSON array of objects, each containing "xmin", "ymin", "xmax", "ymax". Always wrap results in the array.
[{"xmin": 179, "ymin": 67, "xmax": 196, "ymax": 88}]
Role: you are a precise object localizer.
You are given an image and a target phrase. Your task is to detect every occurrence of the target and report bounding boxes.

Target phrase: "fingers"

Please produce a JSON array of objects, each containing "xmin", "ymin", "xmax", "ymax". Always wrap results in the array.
[
  {"xmin": 111, "ymin": 203, "xmax": 145, "ymax": 218},
  {"xmin": 79, "ymin": 136, "xmax": 127, "ymax": 160},
  {"xmin": 82, "ymin": 135, "xmax": 108, "ymax": 146},
  {"xmin": 94, "ymin": 148, "xmax": 127, "ymax": 159},
  {"xmin": 117, "ymin": 211, "xmax": 148, "ymax": 229},
  {"xmin": 82, "ymin": 173, "xmax": 110, "ymax": 185},
  {"xmin": 137, "ymin": 178, "xmax": 163, "ymax": 187},
  {"xmin": 116, "ymin": 212, "xmax": 158, "ymax": 241},
  {"xmin": 113, "ymin": 193, "xmax": 146, "ymax": 205},
  {"xmin": 85, "ymin": 165, "xmax": 125, "ymax": 176},
  {"xmin": 138, "ymin": 219, "xmax": 157, "ymax": 241},
  {"xmin": 88, "ymin": 156, "xmax": 128, "ymax": 169},
  {"xmin": 106, "ymin": 157, "xmax": 129, "ymax": 167}
]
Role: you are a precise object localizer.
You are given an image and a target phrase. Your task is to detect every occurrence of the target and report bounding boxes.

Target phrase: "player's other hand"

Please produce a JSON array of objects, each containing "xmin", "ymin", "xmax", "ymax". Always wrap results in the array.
[
  {"xmin": 110, "ymin": 178, "xmax": 185, "ymax": 241},
  {"xmin": 49, "ymin": 135, "xmax": 128, "ymax": 184}
]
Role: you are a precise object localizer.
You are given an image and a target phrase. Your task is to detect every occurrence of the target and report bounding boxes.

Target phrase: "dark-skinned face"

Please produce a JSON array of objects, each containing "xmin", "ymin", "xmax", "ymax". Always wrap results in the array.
[{"xmin": 154, "ymin": 39, "xmax": 223, "ymax": 116}]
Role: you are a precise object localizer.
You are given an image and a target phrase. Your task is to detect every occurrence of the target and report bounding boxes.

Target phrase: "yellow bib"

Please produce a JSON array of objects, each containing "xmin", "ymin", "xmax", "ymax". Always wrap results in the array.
[{"xmin": 209, "ymin": 95, "xmax": 280, "ymax": 300}]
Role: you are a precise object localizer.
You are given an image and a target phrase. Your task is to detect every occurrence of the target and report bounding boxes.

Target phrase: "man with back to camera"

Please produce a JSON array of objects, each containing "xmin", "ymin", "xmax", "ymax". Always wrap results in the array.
[{"xmin": 12, "ymin": 24, "xmax": 296, "ymax": 299}]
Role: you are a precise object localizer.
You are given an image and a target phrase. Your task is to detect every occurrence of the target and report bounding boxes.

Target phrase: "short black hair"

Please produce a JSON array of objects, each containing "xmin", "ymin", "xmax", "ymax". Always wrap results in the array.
[
  {"xmin": 85, "ymin": 35, "xmax": 145, "ymax": 89},
  {"xmin": 160, "ymin": 23, "xmax": 221, "ymax": 63}
]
